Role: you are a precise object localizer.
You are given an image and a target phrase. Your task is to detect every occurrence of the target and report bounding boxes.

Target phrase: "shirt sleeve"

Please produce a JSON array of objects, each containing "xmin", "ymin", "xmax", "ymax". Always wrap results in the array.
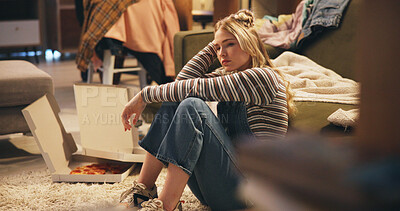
[
  {"xmin": 142, "ymin": 67, "xmax": 282, "ymax": 106},
  {"xmin": 175, "ymin": 42, "xmax": 218, "ymax": 80}
]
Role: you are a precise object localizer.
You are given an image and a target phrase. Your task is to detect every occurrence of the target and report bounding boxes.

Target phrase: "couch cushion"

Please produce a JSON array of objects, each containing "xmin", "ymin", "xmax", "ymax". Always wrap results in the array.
[
  {"xmin": 0, "ymin": 105, "xmax": 31, "ymax": 135},
  {"xmin": 289, "ymin": 101, "xmax": 358, "ymax": 134},
  {"xmin": 0, "ymin": 60, "xmax": 53, "ymax": 107}
]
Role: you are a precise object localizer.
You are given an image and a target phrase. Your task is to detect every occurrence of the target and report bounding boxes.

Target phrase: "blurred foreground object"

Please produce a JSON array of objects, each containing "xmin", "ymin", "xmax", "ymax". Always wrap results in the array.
[
  {"xmin": 239, "ymin": 133, "xmax": 400, "ymax": 210},
  {"xmin": 239, "ymin": 1, "xmax": 400, "ymax": 210},
  {"xmin": 354, "ymin": 0, "xmax": 400, "ymax": 158}
]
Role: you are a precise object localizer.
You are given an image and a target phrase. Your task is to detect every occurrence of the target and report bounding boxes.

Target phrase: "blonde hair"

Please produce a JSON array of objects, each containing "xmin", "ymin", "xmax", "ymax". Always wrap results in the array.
[{"xmin": 214, "ymin": 9, "xmax": 296, "ymax": 116}]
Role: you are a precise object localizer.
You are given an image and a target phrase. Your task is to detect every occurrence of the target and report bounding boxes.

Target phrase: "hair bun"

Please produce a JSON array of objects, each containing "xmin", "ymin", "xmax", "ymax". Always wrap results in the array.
[{"xmin": 233, "ymin": 9, "xmax": 255, "ymax": 28}]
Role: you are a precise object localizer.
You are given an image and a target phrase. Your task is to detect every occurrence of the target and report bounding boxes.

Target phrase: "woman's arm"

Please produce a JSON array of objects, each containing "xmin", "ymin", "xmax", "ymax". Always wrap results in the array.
[
  {"xmin": 142, "ymin": 67, "xmax": 283, "ymax": 106},
  {"xmin": 175, "ymin": 42, "xmax": 218, "ymax": 80}
]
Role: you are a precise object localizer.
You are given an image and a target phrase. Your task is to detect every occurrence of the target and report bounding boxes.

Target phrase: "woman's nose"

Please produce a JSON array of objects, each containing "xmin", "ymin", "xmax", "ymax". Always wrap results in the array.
[{"xmin": 219, "ymin": 48, "xmax": 226, "ymax": 57}]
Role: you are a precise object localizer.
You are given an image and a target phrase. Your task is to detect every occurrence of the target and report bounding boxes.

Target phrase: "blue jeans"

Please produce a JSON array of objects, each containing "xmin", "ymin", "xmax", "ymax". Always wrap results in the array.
[{"xmin": 139, "ymin": 98, "xmax": 254, "ymax": 210}]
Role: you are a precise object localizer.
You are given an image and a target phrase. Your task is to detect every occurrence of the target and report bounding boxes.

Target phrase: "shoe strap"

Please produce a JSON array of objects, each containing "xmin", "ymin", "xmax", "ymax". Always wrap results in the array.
[
  {"xmin": 173, "ymin": 200, "xmax": 184, "ymax": 211},
  {"xmin": 140, "ymin": 199, "xmax": 184, "ymax": 211},
  {"xmin": 120, "ymin": 180, "xmax": 147, "ymax": 202},
  {"xmin": 141, "ymin": 198, "xmax": 163, "ymax": 209}
]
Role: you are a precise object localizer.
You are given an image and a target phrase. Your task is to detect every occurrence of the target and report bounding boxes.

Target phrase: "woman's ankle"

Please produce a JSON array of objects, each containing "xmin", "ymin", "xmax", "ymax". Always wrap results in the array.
[
  {"xmin": 136, "ymin": 179, "xmax": 155, "ymax": 190},
  {"xmin": 157, "ymin": 197, "xmax": 181, "ymax": 211}
]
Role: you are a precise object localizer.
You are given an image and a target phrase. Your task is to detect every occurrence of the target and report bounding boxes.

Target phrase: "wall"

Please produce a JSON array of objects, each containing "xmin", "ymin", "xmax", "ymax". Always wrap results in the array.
[
  {"xmin": 251, "ymin": 0, "xmax": 301, "ymax": 18},
  {"xmin": 192, "ymin": 0, "xmax": 213, "ymax": 11},
  {"xmin": 192, "ymin": 0, "xmax": 251, "ymax": 11}
]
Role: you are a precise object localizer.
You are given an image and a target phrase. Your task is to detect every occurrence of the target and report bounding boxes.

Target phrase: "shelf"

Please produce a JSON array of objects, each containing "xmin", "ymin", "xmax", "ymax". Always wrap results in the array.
[
  {"xmin": 0, "ymin": 20, "xmax": 41, "ymax": 47},
  {"xmin": 0, "ymin": 0, "xmax": 43, "ymax": 50}
]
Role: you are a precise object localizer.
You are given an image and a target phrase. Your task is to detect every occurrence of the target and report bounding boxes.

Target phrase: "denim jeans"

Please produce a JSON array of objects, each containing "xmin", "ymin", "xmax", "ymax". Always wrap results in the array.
[
  {"xmin": 302, "ymin": 0, "xmax": 351, "ymax": 39},
  {"xmin": 139, "ymin": 97, "xmax": 254, "ymax": 210}
]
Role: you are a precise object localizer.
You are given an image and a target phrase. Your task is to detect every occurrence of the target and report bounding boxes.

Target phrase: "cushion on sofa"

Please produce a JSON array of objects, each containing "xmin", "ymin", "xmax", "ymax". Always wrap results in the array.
[
  {"xmin": 0, "ymin": 60, "xmax": 53, "ymax": 107},
  {"xmin": 289, "ymin": 101, "xmax": 357, "ymax": 133},
  {"xmin": 0, "ymin": 105, "xmax": 31, "ymax": 135}
]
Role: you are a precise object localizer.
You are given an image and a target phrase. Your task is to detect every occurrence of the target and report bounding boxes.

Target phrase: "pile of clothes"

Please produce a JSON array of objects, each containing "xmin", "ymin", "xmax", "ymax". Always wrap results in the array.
[{"xmin": 257, "ymin": 0, "xmax": 350, "ymax": 50}]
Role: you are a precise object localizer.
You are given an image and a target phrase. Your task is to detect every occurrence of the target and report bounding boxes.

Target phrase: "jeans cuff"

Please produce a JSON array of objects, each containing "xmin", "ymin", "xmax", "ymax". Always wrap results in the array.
[{"xmin": 139, "ymin": 139, "xmax": 193, "ymax": 176}]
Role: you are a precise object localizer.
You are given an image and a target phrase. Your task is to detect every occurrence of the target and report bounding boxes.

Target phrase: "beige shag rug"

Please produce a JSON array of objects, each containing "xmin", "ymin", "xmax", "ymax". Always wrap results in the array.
[{"xmin": 0, "ymin": 166, "xmax": 210, "ymax": 211}]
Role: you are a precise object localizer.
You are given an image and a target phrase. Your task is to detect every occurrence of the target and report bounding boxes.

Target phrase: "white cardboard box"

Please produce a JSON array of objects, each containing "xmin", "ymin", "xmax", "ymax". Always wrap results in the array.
[
  {"xmin": 22, "ymin": 88, "xmax": 145, "ymax": 183},
  {"xmin": 73, "ymin": 84, "xmax": 146, "ymax": 162}
]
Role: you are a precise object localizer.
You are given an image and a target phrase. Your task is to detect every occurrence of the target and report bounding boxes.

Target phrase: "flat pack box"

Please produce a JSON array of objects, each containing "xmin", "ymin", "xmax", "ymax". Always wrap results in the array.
[
  {"xmin": 22, "ymin": 94, "xmax": 137, "ymax": 183},
  {"xmin": 73, "ymin": 83, "xmax": 146, "ymax": 162}
]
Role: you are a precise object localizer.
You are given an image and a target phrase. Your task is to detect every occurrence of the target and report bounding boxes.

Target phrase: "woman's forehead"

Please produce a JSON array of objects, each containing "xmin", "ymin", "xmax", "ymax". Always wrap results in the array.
[{"xmin": 214, "ymin": 29, "xmax": 237, "ymax": 43}]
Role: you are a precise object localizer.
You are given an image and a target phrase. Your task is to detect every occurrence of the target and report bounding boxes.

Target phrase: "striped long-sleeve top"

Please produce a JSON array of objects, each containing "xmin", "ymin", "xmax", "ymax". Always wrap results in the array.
[{"xmin": 142, "ymin": 42, "xmax": 288, "ymax": 138}]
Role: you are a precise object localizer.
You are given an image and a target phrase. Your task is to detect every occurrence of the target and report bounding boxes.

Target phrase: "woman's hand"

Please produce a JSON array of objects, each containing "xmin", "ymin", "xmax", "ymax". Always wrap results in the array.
[
  {"xmin": 121, "ymin": 91, "xmax": 147, "ymax": 131},
  {"xmin": 90, "ymin": 50, "xmax": 103, "ymax": 72}
]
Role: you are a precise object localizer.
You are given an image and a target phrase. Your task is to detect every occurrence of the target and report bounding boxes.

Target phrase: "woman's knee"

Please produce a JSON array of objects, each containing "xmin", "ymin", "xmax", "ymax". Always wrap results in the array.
[
  {"xmin": 173, "ymin": 98, "xmax": 210, "ymax": 122},
  {"xmin": 179, "ymin": 97, "xmax": 207, "ymax": 110}
]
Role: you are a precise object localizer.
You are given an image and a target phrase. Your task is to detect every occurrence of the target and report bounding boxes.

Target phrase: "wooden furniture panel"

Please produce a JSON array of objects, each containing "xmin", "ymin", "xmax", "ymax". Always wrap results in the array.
[
  {"xmin": 46, "ymin": 0, "xmax": 81, "ymax": 52},
  {"xmin": 59, "ymin": 9, "xmax": 81, "ymax": 51},
  {"xmin": 173, "ymin": 0, "xmax": 193, "ymax": 31},
  {"xmin": 0, "ymin": 0, "xmax": 43, "ymax": 49},
  {"xmin": 0, "ymin": 20, "xmax": 40, "ymax": 47}
]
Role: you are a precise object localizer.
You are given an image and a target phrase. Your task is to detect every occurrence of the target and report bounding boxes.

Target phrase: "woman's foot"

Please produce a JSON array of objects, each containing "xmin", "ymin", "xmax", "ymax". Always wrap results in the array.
[
  {"xmin": 139, "ymin": 198, "xmax": 183, "ymax": 211},
  {"xmin": 118, "ymin": 180, "xmax": 158, "ymax": 208}
]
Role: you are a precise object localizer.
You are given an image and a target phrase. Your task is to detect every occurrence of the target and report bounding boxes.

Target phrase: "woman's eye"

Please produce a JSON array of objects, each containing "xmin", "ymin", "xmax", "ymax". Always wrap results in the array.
[{"xmin": 227, "ymin": 43, "xmax": 235, "ymax": 47}]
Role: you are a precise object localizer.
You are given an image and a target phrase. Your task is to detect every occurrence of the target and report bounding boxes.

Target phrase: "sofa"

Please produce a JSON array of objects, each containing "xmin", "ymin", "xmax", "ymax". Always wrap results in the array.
[
  {"xmin": 0, "ymin": 60, "xmax": 54, "ymax": 135},
  {"xmin": 173, "ymin": 0, "xmax": 360, "ymax": 135}
]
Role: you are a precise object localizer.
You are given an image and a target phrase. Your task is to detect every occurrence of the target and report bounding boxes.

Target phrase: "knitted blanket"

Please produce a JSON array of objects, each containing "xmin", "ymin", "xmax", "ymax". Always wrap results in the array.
[{"xmin": 272, "ymin": 51, "xmax": 360, "ymax": 105}]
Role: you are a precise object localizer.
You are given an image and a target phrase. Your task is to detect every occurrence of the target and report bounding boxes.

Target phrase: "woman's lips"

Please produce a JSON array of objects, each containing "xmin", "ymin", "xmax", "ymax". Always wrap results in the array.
[{"xmin": 222, "ymin": 60, "xmax": 230, "ymax": 65}]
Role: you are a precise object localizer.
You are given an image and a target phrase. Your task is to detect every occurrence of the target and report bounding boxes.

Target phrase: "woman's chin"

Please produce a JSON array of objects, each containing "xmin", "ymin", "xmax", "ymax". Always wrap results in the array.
[{"xmin": 224, "ymin": 67, "xmax": 234, "ymax": 72}]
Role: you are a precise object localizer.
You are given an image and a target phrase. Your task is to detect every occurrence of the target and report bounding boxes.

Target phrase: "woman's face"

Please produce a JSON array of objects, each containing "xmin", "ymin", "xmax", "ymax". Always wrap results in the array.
[{"xmin": 214, "ymin": 28, "xmax": 251, "ymax": 72}]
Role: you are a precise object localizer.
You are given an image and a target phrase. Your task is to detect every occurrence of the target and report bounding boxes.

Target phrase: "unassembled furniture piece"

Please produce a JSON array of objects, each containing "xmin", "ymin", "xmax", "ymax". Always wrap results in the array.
[{"xmin": 0, "ymin": 60, "xmax": 53, "ymax": 135}]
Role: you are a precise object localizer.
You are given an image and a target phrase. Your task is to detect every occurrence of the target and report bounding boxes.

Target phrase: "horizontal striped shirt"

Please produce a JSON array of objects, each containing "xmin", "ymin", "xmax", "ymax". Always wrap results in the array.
[{"xmin": 142, "ymin": 42, "xmax": 288, "ymax": 138}]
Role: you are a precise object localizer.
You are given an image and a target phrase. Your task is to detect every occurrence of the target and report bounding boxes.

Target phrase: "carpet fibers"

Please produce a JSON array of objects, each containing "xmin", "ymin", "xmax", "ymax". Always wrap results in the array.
[{"xmin": 0, "ymin": 166, "xmax": 210, "ymax": 211}]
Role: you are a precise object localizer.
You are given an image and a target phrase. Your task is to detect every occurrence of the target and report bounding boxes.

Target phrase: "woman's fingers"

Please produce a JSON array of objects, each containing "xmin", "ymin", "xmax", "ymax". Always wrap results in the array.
[
  {"xmin": 122, "ymin": 117, "xmax": 130, "ymax": 131},
  {"xmin": 122, "ymin": 109, "xmax": 140, "ymax": 131},
  {"xmin": 131, "ymin": 114, "xmax": 139, "ymax": 127},
  {"xmin": 121, "ymin": 108, "xmax": 133, "ymax": 131}
]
